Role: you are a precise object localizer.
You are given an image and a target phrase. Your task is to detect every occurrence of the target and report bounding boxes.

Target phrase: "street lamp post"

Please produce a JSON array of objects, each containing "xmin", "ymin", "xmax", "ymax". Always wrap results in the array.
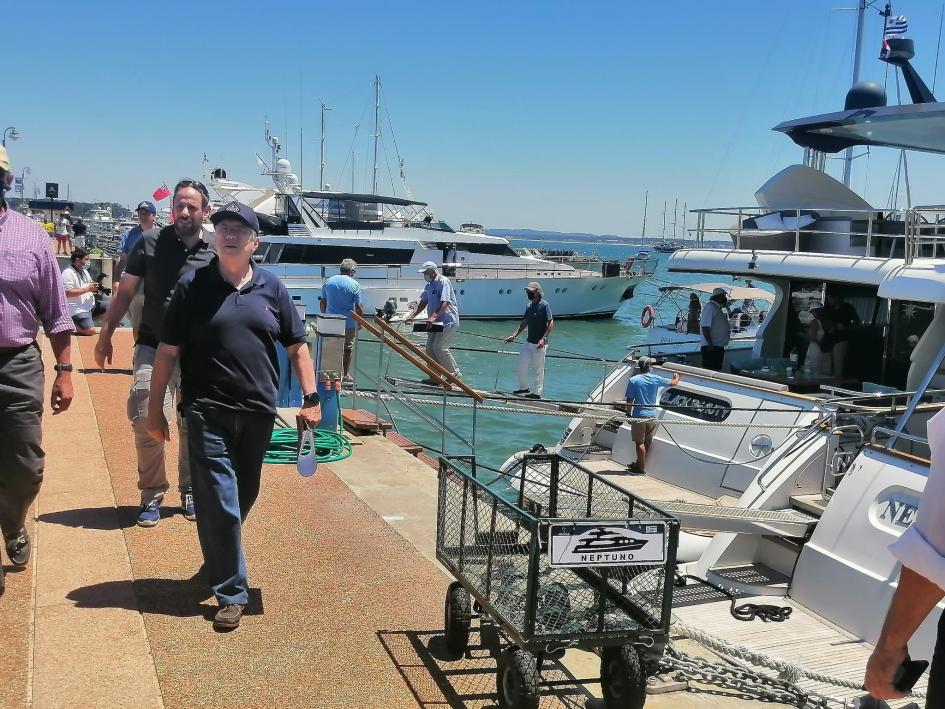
[
  {"xmin": 2, "ymin": 126, "xmax": 20, "ymax": 146},
  {"xmin": 18, "ymin": 167, "xmax": 30, "ymax": 199}
]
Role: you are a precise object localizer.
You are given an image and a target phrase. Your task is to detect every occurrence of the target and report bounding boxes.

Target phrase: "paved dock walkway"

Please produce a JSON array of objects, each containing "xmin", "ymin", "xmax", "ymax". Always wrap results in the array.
[{"xmin": 0, "ymin": 329, "xmax": 815, "ymax": 708}]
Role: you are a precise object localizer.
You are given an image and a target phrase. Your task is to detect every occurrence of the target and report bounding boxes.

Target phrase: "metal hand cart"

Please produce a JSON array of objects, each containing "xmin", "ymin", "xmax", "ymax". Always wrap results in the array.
[{"xmin": 436, "ymin": 453, "xmax": 679, "ymax": 709}]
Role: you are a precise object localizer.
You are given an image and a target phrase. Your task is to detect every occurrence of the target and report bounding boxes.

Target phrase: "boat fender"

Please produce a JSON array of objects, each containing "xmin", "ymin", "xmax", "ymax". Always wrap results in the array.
[{"xmin": 640, "ymin": 305, "xmax": 656, "ymax": 328}]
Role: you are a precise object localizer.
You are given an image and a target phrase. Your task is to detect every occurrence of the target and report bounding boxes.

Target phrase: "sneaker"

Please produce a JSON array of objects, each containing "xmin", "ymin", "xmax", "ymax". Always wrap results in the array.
[
  {"xmin": 137, "ymin": 499, "xmax": 161, "ymax": 527},
  {"xmin": 342, "ymin": 376, "xmax": 355, "ymax": 386},
  {"xmin": 5, "ymin": 530, "xmax": 30, "ymax": 567},
  {"xmin": 213, "ymin": 603, "xmax": 245, "ymax": 630},
  {"xmin": 512, "ymin": 389, "xmax": 530, "ymax": 395},
  {"xmin": 182, "ymin": 490, "xmax": 196, "ymax": 521},
  {"xmin": 627, "ymin": 462, "xmax": 645, "ymax": 475},
  {"xmin": 525, "ymin": 393, "xmax": 542, "ymax": 400}
]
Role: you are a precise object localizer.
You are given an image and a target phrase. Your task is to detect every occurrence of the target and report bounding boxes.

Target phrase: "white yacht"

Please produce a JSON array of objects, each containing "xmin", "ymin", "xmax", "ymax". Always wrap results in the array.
[
  {"xmin": 208, "ymin": 134, "xmax": 652, "ymax": 320},
  {"xmin": 502, "ymin": 33, "xmax": 943, "ymax": 702}
]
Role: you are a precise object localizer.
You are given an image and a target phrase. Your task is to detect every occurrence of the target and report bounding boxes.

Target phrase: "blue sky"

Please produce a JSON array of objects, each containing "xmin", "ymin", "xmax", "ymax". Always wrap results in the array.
[{"xmin": 5, "ymin": 0, "xmax": 943, "ymax": 235}]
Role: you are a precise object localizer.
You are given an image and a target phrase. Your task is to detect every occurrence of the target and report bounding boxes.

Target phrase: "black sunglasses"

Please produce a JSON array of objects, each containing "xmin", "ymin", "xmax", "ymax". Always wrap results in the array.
[{"xmin": 173, "ymin": 179, "xmax": 210, "ymax": 202}]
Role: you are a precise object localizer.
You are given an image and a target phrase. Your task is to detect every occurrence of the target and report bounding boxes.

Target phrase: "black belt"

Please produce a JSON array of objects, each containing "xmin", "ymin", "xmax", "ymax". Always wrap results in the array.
[{"xmin": 0, "ymin": 342, "xmax": 36, "ymax": 356}]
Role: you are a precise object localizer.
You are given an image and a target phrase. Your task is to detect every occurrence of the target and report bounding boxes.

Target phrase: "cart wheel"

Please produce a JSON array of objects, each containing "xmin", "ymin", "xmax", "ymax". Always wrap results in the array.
[
  {"xmin": 443, "ymin": 582, "xmax": 471, "ymax": 656},
  {"xmin": 496, "ymin": 646, "xmax": 540, "ymax": 709},
  {"xmin": 600, "ymin": 645, "xmax": 646, "ymax": 709}
]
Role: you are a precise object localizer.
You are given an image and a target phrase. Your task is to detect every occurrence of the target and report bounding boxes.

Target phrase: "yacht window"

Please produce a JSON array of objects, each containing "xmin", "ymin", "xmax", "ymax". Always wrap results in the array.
[
  {"xmin": 885, "ymin": 300, "xmax": 935, "ymax": 390},
  {"xmin": 273, "ymin": 243, "xmax": 415, "ymax": 265}
]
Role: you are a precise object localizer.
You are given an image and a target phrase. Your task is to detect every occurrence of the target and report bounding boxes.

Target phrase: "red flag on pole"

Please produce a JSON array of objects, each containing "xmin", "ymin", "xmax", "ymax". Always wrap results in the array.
[{"xmin": 152, "ymin": 184, "xmax": 171, "ymax": 201}]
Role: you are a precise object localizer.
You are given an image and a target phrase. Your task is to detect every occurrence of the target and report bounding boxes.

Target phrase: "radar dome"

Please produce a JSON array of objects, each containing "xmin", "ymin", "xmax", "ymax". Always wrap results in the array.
[
  {"xmin": 844, "ymin": 81, "xmax": 887, "ymax": 110},
  {"xmin": 275, "ymin": 158, "xmax": 292, "ymax": 173}
]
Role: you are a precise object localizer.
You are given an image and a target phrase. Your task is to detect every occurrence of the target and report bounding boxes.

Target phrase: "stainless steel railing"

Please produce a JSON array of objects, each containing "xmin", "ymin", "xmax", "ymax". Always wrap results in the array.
[{"xmin": 689, "ymin": 205, "xmax": 945, "ymax": 262}]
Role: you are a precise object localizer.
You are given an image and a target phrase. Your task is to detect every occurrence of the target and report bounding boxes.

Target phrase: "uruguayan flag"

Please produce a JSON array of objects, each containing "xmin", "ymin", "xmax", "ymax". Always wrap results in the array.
[{"xmin": 884, "ymin": 15, "xmax": 908, "ymax": 37}]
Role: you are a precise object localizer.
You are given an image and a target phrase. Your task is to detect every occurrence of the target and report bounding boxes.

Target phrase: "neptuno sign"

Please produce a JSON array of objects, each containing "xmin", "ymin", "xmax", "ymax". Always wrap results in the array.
[{"xmin": 548, "ymin": 522, "xmax": 666, "ymax": 567}]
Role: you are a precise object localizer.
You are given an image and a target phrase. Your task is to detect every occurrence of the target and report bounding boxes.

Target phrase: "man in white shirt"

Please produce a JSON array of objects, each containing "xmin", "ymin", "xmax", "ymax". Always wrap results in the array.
[
  {"xmin": 62, "ymin": 248, "xmax": 101, "ymax": 336},
  {"xmin": 865, "ymin": 408, "xmax": 945, "ymax": 705},
  {"xmin": 699, "ymin": 287, "xmax": 730, "ymax": 371}
]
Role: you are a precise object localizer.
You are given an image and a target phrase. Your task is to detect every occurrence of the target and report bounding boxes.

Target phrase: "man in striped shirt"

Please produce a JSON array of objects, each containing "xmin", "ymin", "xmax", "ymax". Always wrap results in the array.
[{"xmin": 0, "ymin": 145, "xmax": 75, "ymax": 596}]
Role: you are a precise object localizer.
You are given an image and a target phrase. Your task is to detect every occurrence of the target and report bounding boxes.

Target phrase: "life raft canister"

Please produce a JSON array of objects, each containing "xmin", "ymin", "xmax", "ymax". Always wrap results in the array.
[{"xmin": 640, "ymin": 305, "xmax": 656, "ymax": 328}]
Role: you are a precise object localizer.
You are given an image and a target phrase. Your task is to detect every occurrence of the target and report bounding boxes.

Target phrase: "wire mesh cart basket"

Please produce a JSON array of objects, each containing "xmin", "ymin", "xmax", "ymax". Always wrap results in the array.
[{"xmin": 436, "ymin": 453, "xmax": 679, "ymax": 709}]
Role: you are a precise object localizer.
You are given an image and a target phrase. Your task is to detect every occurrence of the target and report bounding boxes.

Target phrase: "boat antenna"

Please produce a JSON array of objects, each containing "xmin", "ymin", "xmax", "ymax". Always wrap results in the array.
[
  {"xmin": 320, "ymin": 100, "xmax": 332, "ymax": 190},
  {"xmin": 842, "ymin": 0, "xmax": 869, "ymax": 188},
  {"xmin": 934, "ymin": 2, "xmax": 945, "ymax": 93},
  {"xmin": 641, "ymin": 190, "xmax": 648, "ymax": 245},
  {"xmin": 372, "ymin": 75, "xmax": 380, "ymax": 194}
]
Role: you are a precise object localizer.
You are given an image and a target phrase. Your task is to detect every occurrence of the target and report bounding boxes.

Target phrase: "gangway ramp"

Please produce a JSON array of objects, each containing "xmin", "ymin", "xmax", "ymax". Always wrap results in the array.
[{"xmin": 657, "ymin": 501, "xmax": 818, "ymax": 537}]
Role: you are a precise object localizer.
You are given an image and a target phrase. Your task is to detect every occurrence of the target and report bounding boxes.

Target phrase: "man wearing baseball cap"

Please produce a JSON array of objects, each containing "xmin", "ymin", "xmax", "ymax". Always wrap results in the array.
[
  {"xmin": 145, "ymin": 201, "xmax": 320, "ymax": 630},
  {"xmin": 115, "ymin": 200, "xmax": 157, "ymax": 338},
  {"xmin": 96, "ymin": 180, "xmax": 215, "ymax": 527},
  {"xmin": 404, "ymin": 260, "xmax": 461, "ymax": 380},
  {"xmin": 0, "ymin": 145, "xmax": 75, "ymax": 595},
  {"xmin": 700, "ymin": 287, "xmax": 731, "ymax": 371},
  {"xmin": 504, "ymin": 282, "xmax": 554, "ymax": 399},
  {"xmin": 624, "ymin": 357, "xmax": 680, "ymax": 474}
]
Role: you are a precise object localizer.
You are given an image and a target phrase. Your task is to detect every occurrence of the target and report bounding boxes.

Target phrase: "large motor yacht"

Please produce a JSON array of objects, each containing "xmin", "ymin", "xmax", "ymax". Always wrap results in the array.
[
  {"xmin": 501, "ymin": 33, "xmax": 944, "ymax": 698},
  {"xmin": 209, "ymin": 146, "xmax": 652, "ymax": 320}
]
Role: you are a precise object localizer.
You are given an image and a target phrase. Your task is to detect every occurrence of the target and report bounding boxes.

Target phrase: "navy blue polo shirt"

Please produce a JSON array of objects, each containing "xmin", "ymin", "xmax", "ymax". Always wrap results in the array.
[{"xmin": 161, "ymin": 258, "xmax": 307, "ymax": 414}]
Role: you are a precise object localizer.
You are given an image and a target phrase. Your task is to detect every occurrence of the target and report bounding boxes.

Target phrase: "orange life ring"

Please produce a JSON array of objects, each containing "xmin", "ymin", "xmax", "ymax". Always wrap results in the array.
[{"xmin": 640, "ymin": 305, "xmax": 656, "ymax": 328}]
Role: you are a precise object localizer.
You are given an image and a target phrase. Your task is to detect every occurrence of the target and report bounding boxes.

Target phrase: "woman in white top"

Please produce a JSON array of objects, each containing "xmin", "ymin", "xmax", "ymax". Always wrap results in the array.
[{"xmin": 805, "ymin": 308, "xmax": 834, "ymax": 375}]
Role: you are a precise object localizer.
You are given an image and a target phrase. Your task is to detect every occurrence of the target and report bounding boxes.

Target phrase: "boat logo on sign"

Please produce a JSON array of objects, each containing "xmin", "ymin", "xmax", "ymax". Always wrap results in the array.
[{"xmin": 548, "ymin": 522, "xmax": 666, "ymax": 567}]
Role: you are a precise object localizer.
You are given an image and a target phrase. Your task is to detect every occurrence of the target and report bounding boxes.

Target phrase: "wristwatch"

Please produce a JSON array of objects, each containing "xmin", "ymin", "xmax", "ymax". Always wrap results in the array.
[
  {"xmin": 302, "ymin": 392, "xmax": 321, "ymax": 406},
  {"xmin": 53, "ymin": 363, "xmax": 73, "ymax": 372}
]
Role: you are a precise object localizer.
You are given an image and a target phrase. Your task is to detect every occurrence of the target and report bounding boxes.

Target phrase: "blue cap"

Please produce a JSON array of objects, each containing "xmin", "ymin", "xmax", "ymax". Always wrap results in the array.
[
  {"xmin": 210, "ymin": 201, "xmax": 260, "ymax": 233},
  {"xmin": 418, "ymin": 260, "xmax": 438, "ymax": 273},
  {"xmin": 136, "ymin": 200, "xmax": 157, "ymax": 215}
]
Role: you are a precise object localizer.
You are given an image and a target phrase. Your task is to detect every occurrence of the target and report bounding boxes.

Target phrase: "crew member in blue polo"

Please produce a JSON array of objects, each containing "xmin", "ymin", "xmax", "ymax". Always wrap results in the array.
[
  {"xmin": 145, "ymin": 201, "xmax": 321, "ymax": 631},
  {"xmin": 405, "ymin": 261, "xmax": 461, "ymax": 380},
  {"xmin": 319, "ymin": 258, "xmax": 363, "ymax": 382},
  {"xmin": 624, "ymin": 357, "xmax": 680, "ymax": 474},
  {"xmin": 505, "ymin": 282, "xmax": 554, "ymax": 399}
]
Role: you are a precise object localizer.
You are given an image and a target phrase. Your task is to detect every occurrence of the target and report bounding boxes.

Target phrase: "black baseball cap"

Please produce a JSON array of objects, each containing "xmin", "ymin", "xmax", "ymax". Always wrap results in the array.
[{"xmin": 210, "ymin": 201, "xmax": 259, "ymax": 233}]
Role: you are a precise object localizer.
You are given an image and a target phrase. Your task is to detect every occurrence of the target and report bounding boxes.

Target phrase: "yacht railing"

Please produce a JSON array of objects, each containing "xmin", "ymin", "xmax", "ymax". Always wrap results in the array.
[{"xmin": 689, "ymin": 205, "xmax": 945, "ymax": 262}]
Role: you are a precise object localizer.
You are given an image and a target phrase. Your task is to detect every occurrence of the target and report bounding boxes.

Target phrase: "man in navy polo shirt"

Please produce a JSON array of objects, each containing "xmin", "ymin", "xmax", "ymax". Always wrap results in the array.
[{"xmin": 145, "ymin": 201, "xmax": 320, "ymax": 631}]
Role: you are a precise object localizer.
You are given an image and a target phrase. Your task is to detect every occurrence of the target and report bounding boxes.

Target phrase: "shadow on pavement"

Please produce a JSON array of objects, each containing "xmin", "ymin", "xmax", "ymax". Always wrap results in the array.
[
  {"xmin": 67, "ymin": 575, "xmax": 264, "ymax": 621},
  {"xmin": 38, "ymin": 505, "xmax": 182, "ymax": 530},
  {"xmin": 377, "ymin": 629, "xmax": 594, "ymax": 708}
]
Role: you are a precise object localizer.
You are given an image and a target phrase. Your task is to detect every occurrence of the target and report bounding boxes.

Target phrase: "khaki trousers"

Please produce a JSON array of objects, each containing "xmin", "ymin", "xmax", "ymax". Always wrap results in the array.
[{"xmin": 128, "ymin": 345, "xmax": 190, "ymax": 502}]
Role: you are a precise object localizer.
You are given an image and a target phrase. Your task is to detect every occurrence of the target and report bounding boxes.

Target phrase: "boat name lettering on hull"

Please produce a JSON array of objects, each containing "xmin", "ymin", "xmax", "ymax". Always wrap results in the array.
[
  {"xmin": 871, "ymin": 488, "xmax": 920, "ymax": 532},
  {"xmin": 660, "ymin": 388, "xmax": 731, "ymax": 422}
]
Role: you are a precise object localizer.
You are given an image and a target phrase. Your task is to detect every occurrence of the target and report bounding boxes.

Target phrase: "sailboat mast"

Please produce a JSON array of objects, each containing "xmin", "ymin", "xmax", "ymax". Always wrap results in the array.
[
  {"xmin": 319, "ymin": 101, "xmax": 332, "ymax": 190},
  {"xmin": 842, "ymin": 0, "xmax": 868, "ymax": 187},
  {"xmin": 641, "ymin": 190, "xmax": 648, "ymax": 245},
  {"xmin": 672, "ymin": 198, "xmax": 678, "ymax": 239},
  {"xmin": 372, "ymin": 75, "xmax": 380, "ymax": 194},
  {"xmin": 682, "ymin": 201, "xmax": 687, "ymax": 242},
  {"xmin": 661, "ymin": 201, "xmax": 667, "ymax": 238}
]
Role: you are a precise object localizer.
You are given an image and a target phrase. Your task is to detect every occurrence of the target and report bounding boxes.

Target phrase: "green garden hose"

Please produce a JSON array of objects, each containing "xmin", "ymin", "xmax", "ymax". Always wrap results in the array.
[{"xmin": 264, "ymin": 427, "xmax": 353, "ymax": 465}]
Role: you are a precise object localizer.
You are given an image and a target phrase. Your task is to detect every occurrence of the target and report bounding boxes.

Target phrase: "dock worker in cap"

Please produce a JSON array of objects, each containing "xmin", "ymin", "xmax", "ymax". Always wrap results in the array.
[
  {"xmin": 0, "ymin": 145, "xmax": 75, "ymax": 596},
  {"xmin": 146, "ymin": 201, "xmax": 320, "ymax": 630},
  {"xmin": 624, "ymin": 357, "xmax": 680, "ymax": 475},
  {"xmin": 95, "ymin": 179, "xmax": 216, "ymax": 527},
  {"xmin": 405, "ymin": 260, "xmax": 462, "ymax": 381},
  {"xmin": 505, "ymin": 282, "xmax": 554, "ymax": 399},
  {"xmin": 700, "ymin": 287, "xmax": 730, "ymax": 371}
]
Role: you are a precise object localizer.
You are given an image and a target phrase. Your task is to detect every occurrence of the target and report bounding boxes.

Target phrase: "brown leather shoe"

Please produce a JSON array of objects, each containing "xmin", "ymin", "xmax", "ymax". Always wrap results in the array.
[
  {"xmin": 6, "ymin": 530, "xmax": 30, "ymax": 567},
  {"xmin": 213, "ymin": 603, "xmax": 245, "ymax": 630}
]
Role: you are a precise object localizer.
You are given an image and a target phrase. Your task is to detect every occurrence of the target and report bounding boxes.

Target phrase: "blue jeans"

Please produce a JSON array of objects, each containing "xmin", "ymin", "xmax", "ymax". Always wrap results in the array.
[{"xmin": 183, "ymin": 405, "xmax": 275, "ymax": 606}]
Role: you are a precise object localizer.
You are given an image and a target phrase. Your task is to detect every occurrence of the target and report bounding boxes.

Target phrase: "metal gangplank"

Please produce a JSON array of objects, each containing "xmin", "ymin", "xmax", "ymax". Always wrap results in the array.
[{"xmin": 656, "ymin": 501, "xmax": 818, "ymax": 537}]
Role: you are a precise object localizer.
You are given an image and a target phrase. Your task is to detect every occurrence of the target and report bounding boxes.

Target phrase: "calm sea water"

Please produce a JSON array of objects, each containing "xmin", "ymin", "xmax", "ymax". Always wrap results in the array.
[{"xmin": 337, "ymin": 242, "xmax": 716, "ymax": 473}]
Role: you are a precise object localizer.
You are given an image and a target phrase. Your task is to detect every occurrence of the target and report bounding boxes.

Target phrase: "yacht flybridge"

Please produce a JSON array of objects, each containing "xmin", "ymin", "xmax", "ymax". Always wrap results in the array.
[
  {"xmin": 502, "ymin": 31, "xmax": 943, "ymax": 701},
  {"xmin": 209, "ymin": 134, "xmax": 652, "ymax": 320}
]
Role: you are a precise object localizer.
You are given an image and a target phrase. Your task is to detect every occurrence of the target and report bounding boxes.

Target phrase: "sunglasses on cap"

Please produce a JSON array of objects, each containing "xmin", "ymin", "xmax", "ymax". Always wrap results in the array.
[{"xmin": 173, "ymin": 179, "xmax": 210, "ymax": 202}]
